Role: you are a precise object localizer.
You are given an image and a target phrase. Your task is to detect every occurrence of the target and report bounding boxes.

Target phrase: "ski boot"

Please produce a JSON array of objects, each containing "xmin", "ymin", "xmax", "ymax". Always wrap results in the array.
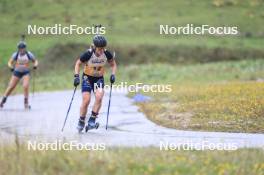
[
  {"xmin": 24, "ymin": 98, "xmax": 31, "ymax": 110},
  {"xmin": 85, "ymin": 117, "xmax": 99, "ymax": 132},
  {"xmin": 77, "ymin": 118, "xmax": 85, "ymax": 133},
  {"xmin": 0, "ymin": 97, "xmax": 7, "ymax": 108}
]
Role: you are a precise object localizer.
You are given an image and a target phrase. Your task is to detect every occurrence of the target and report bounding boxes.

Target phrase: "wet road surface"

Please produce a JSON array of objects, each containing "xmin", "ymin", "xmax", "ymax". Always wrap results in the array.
[{"xmin": 0, "ymin": 89, "xmax": 264, "ymax": 149}]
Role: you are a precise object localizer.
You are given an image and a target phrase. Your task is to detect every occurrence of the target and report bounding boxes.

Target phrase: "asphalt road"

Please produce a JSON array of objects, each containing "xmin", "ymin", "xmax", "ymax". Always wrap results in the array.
[{"xmin": 0, "ymin": 89, "xmax": 264, "ymax": 149}]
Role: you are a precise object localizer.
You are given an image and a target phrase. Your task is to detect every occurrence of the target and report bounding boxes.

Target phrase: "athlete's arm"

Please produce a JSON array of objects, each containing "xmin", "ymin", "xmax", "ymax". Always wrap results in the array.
[
  {"xmin": 7, "ymin": 58, "xmax": 14, "ymax": 69},
  {"xmin": 75, "ymin": 51, "xmax": 91, "ymax": 75},
  {"xmin": 105, "ymin": 50, "xmax": 117, "ymax": 75},
  {"xmin": 108, "ymin": 58, "xmax": 117, "ymax": 84},
  {"xmin": 73, "ymin": 58, "xmax": 83, "ymax": 87},
  {"xmin": 28, "ymin": 52, "xmax": 38, "ymax": 69},
  {"xmin": 32, "ymin": 59, "xmax": 38, "ymax": 68},
  {"xmin": 108, "ymin": 59, "xmax": 117, "ymax": 75},
  {"xmin": 74, "ymin": 59, "xmax": 82, "ymax": 75}
]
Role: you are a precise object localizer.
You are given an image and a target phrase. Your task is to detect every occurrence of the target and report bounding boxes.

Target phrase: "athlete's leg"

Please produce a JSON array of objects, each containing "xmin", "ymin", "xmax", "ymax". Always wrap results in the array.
[
  {"xmin": 4, "ymin": 75, "xmax": 20, "ymax": 97},
  {"xmin": 77, "ymin": 92, "xmax": 91, "ymax": 131},
  {"xmin": 0, "ymin": 75, "xmax": 20, "ymax": 107},
  {"xmin": 80, "ymin": 74, "xmax": 93, "ymax": 118},
  {"xmin": 22, "ymin": 74, "xmax": 30, "ymax": 99},
  {"xmin": 86, "ymin": 89, "xmax": 104, "ymax": 129},
  {"xmin": 80, "ymin": 92, "xmax": 91, "ymax": 117},
  {"xmin": 77, "ymin": 75, "xmax": 93, "ymax": 131},
  {"xmin": 22, "ymin": 74, "xmax": 30, "ymax": 108},
  {"xmin": 86, "ymin": 76, "xmax": 104, "ymax": 129},
  {"xmin": 92, "ymin": 88, "xmax": 104, "ymax": 114}
]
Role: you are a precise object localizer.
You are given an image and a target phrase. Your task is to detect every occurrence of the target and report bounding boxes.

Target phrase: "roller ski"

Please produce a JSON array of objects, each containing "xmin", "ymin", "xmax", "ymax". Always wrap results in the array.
[
  {"xmin": 24, "ymin": 104, "xmax": 31, "ymax": 110},
  {"xmin": 85, "ymin": 117, "xmax": 99, "ymax": 132},
  {"xmin": 76, "ymin": 118, "xmax": 85, "ymax": 133},
  {"xmin": 24, "ymin": 98, "xmax": 31, "ymax": 110}
]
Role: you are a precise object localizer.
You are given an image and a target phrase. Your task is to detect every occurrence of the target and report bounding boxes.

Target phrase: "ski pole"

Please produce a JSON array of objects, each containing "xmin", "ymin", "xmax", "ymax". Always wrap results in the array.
[
  {"xmin": 106, "ymin": 83, "xmax": 113, "ymax": 130},
  {"xmin": 21, "ymin": 34, "xmax": 26, "ymax": 41},
  {"xmin": 32, "ymin": 69, "xmax": 35, "ymax": 97},
  {"xmin": 61, "ymin": 86, "xmax": 77, "ymax": 132}
]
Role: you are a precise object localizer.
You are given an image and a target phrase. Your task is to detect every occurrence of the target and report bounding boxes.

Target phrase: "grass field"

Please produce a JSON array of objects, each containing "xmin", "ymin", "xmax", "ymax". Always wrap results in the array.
[
  {"xmin": 1, "ymin": 59, "xmax": 263, "ymax": 92},
  {"xmin": 0, "ymin": 143, "xmax": 263, "ymax": 175},
  {"xmin": 139, "ymin": 82, "xmax": 264, "ymax": 133},
  {"xmin": 1, "ymin": 59, "xmax": 263, "ymax": 133},
  {"xmin": 0, "ymin": 0, "xmax": 264, "ymax": 174},
  {"xmin": 1, "ymin": 0, "xmax": 264, "ymax": 66},
  {"xmin": 128, "ymin": 59, "xmax": 264, "ymax": 133}
]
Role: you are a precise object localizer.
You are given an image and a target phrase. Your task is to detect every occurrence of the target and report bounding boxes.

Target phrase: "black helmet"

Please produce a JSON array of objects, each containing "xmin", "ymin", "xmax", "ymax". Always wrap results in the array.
[
  {"xmin": 93, "ymin": 35, "xmax": 107, "ymax": 48},
  {"xmin": 17, "ymin": 41, "xmax": 27, "ymax": 49}
]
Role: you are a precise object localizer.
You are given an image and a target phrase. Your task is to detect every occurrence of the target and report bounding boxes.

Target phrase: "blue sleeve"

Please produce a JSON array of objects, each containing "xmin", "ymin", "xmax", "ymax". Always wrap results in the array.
[
  {"xmin": 11, "ymin": 52, "xmax": 18, "ymax": 60},
  {"xmin": 27, "ymin": 51, "xmax": 35, "ymax": 60},
  {"xmin": 80, "ymin": 50, "xmax": 92, "ymax": 63},
  {"xmin": 104, "ymin": 50, "xmax": 113, "ymax": 61}
]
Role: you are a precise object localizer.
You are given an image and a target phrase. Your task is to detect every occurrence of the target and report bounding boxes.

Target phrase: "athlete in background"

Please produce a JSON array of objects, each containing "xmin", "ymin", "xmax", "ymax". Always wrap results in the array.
[{"xmin": 0, "ymin": 41, "xmax": 38, "ymax": 109}]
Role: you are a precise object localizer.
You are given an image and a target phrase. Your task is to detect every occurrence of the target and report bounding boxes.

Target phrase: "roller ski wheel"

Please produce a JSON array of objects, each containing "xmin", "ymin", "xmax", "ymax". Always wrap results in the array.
[
  {"xmin": 85, "ymin": 122, "xmax": 99, "ymax": 132},
  {"xmin": 77, "ymin": 119, "xmax": 85, "ymax": 133}
]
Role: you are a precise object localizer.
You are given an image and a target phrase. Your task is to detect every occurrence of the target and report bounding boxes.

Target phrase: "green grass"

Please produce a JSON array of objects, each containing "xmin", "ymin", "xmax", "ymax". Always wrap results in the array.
[
  {"xmin": 0, "ymin": 1, "xmax": 264, "ymax": 174},
  {"xmin": 139, "ymin": 82, "xmax": 264, "ymax": 133},
  {"xmin": 0, "ymin": 143, "xmax": 263, "ymax": 175},
  {"xmin": 1, "ymin": 59, "xmax": 263, "ymax": 133},
  {"xmin": 122, "ymin": 59, "xmax": 263, "ymax": 133},
  {"xmin": 120, "ymin": 59, "xmax": 264, "ymax": 84},
  {"xmin": 1, "ymin": 59, "xmax": 263, "ymax": 93},
  {"xmin": 1, "ymin": 0, "xmax": 264, "ymax": 66}
]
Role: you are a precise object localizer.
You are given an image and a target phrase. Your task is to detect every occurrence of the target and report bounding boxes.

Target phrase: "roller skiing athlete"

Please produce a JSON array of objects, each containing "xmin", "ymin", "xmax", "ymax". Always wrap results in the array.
[
  {"xmin": 74, "ymin": 35, "xmax": 117, "ymax": 132},
  {"xmin": 0, "ymin": 40, "xmax": 38, "ymax": 109}
]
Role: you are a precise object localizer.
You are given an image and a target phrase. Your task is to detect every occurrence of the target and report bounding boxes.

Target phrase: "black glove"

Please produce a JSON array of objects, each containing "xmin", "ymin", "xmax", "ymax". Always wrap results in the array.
[
  {"xmin": 74, "ymin": 74, "xmax": 80, "ymax": 87},
  {"xmin": 110, "ymin": 74, "xmax": 115, "ymax": 84},
  {"xmin": 33, "ymin": 66, "xmax": 37, "ymax": 70},
  {"xmin": 10, "ymin": 68, "xmax": 14, "ymax": 72}
]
